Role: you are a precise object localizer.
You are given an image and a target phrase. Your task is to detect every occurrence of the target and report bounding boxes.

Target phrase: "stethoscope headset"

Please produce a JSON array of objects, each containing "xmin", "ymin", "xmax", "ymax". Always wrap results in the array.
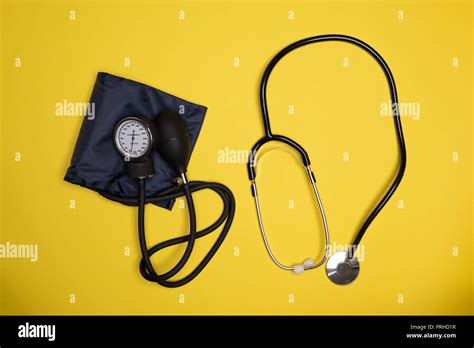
[{"xmin": 248, "ymin": 34, "xmax": 407, "ymax": 285}]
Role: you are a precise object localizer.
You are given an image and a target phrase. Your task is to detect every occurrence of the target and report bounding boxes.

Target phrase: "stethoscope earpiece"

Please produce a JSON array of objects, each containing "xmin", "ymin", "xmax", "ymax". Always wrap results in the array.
[{"xmin": 293, "ymin": 258, "xmax": 315, "ymax": 275}]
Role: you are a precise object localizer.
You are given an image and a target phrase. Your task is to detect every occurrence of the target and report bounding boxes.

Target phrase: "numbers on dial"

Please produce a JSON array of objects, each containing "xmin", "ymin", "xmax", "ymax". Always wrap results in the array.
[{"xmin": 114, "ymin": 119, "xmax": 151, "ymax": 159}]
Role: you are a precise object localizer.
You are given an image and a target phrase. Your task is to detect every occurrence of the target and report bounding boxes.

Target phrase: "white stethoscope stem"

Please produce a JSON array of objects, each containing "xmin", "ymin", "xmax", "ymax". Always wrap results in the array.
[{"xmin": 251, "ymin": 165, "xmax": 330, "ymax": 274}]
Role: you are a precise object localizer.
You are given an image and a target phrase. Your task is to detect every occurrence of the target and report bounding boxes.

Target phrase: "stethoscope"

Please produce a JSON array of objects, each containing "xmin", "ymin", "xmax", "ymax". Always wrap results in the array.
[{"xmin": 248, "ymin": 34, "xmax": 407, "ymax": 285}]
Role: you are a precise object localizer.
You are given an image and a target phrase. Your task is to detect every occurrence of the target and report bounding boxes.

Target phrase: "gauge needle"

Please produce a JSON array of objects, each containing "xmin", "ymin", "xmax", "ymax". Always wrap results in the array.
[{"xmin": 130, "ymin": 130, "xmax": 135, "ymax": 154}]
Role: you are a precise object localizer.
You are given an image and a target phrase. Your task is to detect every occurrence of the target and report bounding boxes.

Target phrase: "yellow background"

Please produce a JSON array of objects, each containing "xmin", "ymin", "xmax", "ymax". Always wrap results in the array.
[{"xmin": 0, "ymin": 0, "xmax": 472, "ymax": 315}]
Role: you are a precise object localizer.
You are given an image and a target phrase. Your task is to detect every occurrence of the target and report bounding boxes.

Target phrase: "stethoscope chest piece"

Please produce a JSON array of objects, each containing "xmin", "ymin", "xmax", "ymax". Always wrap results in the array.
[{"xmin": 325, "ymin": 251, "xmax": 360, "ymax": 285}]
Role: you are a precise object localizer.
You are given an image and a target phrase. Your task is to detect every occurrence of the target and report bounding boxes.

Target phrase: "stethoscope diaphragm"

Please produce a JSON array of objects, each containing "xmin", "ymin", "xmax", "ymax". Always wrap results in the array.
[{"xmin": 325, "ymin": 251, "xmax": 360, "ymax": 285}]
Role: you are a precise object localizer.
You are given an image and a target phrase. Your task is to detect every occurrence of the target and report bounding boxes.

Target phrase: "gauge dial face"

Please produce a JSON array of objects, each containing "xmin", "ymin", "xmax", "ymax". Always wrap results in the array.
[{"xmin": 114, "ymin": 118, "xmax": 152, "ymax": 159}]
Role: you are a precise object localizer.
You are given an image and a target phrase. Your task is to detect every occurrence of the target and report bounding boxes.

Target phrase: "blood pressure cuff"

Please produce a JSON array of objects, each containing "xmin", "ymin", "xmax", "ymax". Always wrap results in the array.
[{"xmin": 64, "ymin": 72, "xmax": 207, "ymax": 210}]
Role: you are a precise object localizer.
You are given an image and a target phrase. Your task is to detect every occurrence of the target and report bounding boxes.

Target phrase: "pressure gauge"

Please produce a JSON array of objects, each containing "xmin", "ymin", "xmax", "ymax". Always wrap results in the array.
[{"xmin": 114, "ymin": 117, "xmax": 155, "ymax": 159}]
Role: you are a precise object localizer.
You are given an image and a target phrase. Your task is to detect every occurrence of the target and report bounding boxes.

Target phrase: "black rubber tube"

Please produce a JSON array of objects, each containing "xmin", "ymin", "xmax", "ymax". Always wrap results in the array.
[
  {"xmin": 252, "ymin": 34, "xmax": 407, "ymax": 255},
  {"xmin": 100, "ymin": 178, "xmax": 235, "ymax": 288}
]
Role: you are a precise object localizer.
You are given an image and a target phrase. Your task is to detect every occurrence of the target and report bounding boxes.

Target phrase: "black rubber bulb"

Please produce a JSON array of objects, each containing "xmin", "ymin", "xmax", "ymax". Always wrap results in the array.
[{"xmin": 154, "ymin": 111, "xmax": 191, "ymax": 174}]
